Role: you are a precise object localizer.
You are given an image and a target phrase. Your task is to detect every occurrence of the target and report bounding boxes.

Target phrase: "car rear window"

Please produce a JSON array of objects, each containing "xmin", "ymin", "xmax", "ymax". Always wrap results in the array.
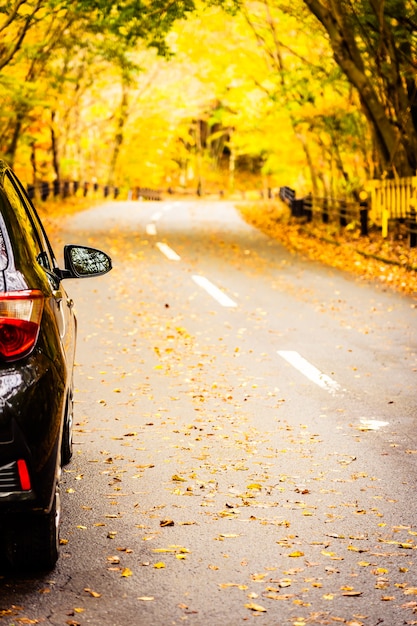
[
  {"xmin": 0, "ymin": 193, "xmax": 10, "ymax": 271},
  {"xmin": 3, "ymin": 175, "xmax": 47, "ymax": 269}
]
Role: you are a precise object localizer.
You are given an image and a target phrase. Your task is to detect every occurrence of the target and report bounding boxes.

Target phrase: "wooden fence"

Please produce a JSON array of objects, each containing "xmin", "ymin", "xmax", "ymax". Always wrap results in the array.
[{"xmin": 366, "ymin": 176, "xmax": 417, "ymax": 237}]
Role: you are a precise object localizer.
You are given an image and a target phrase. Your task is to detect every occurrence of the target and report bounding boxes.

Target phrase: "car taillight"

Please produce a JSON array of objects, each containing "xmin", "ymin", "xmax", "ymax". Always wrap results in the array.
[
  {"xmin": 17, "ymin": 459, "xmax": 31, "ymax": 490},
  {"xmin": 0, "ymin": 290, "xmax": 44, "ymax": 361}
]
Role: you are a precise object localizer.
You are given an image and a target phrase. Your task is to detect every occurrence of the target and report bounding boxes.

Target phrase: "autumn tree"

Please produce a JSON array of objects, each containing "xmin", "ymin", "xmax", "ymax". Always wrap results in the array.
[
  {"xmin": 301, "ymin": 0, "xmax": 417, "ymax": 179},
  {"xmin": 236, "ymin": 0, "xmax": 372, "ymax": 197}
]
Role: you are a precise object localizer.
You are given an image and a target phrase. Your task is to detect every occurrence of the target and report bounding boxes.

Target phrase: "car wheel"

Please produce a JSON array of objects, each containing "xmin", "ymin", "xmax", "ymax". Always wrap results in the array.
[
  {"xmin": 61, "ymin": 387, "xmax": 74, "ymax": 466},
  {"xmin": 4, "ymin": 486, "xmax": 61, "ymax": 571}
]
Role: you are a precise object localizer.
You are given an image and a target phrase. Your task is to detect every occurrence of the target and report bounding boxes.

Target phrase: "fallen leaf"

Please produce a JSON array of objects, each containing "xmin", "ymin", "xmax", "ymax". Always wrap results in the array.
[
  {"xmin": 404, "ymin": 588, "xmax": 417, "ymax": 595},
  {"xmin": 342, "ymin": 590, "xmax": 362, "ymax": 596},
  {"xmin": 121, "ymin": 568, "xmax": 132, "ymax": 577},
  {"xmin": 244, "ymin": 602, "xmax": 267, "ymax": 612},
  {"xmin": 84, "ymin": 588, "xmax": 101, "ymax": 598},
  {"xmin": 172, "ymin": 474, "xmax": 187, "ymax": 482}
]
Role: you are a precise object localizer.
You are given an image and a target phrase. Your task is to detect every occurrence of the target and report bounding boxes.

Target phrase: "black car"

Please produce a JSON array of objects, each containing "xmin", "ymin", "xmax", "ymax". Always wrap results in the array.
[{"xmin": 0, "ymin": 160, "xmax": 111, "ymax": 570}]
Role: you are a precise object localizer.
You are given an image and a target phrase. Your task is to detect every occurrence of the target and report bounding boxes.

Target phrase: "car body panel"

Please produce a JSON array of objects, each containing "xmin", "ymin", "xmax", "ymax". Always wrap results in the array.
[{"xmin": 0, "ymin": 160, "xmax": 111, "ymax": 569}]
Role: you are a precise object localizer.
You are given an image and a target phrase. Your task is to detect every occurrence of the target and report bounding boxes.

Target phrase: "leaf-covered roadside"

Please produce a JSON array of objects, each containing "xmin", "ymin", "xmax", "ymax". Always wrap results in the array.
[{"xmin": 238, "ymin": 202, "xmax": 417, "ymax": 299}]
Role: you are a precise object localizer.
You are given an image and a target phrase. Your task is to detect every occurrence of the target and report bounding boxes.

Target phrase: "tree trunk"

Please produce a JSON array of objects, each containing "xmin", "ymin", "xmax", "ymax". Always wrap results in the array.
[
  {"xmin": 302, "ymin": 0, "xmax": 415, "ymax": 177},
  {"xmin": 107, "ymin": 84, "xmax": 129, "ymax": 188},
  {"xmin": 4, "ymin": 109, "xmax": 26, "ymax": 166},
  {"xmin": 50, "ymin": 110, "xmax": 61, "ymax": 185},
  {"xmin": 296, "ymin": 132, "xmax": 319, "ymax": 197}
]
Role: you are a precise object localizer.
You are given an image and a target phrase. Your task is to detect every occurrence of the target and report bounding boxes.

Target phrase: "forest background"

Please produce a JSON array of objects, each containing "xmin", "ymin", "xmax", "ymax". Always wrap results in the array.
[
  {"xmin": 2, "ymin": 0, "xmax": 417, "ymax": 199},
  {"xmin": 1, "ymin": 0, "xmax": 417, "ymax": 297}
]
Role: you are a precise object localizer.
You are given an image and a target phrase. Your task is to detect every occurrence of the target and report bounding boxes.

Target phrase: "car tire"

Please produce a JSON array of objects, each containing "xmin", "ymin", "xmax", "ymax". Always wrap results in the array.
[
  {"xmin": 61, "ymin": 386, "xmax": 74, "ymax": 466},
  {"xmin": 4, "ymin": 487, "xmax": 60, "ymax": 571}
]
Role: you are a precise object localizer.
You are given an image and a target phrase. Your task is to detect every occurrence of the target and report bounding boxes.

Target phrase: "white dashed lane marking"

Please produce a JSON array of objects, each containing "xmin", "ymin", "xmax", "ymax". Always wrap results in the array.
[
  {"xmin": 156, "ymin": 242, "xmax": 181, "ymax": 261},
  {"xmin": 192, "ymin": 275, "xmax": 237, "ymax": 308},
  {"xmin": 146, "ymin": 223, "xmax": 157, "ymax": 236},
  {"xmin": 278, "ymin": 350, "xmax": 341, "ymax": 396}
]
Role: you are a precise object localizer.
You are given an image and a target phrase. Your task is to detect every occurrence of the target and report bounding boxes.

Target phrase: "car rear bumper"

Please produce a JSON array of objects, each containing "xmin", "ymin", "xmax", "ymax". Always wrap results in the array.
[{"xmin": 0, "ymin": 351, "xmax": 66, "ymax": 514}]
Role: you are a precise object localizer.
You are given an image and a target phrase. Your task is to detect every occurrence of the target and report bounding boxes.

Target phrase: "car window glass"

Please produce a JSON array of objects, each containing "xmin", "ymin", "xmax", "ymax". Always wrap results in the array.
[
  {"xmin": 4, "ymin": 173, "xmax": 51, "ymax": 270},
  {"xmin": 0, "ymin": 195, "xmax": 9, "ymax": 271},
  {"xmin": 8, "ymin": 172, "xmax": 58, "ymax": 269}
]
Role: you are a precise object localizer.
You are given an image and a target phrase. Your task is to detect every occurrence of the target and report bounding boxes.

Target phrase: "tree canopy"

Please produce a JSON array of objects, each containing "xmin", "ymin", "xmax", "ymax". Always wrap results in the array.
[
  {"xmin": 302, "ymin": 0, "xmax": 417, "ymax": 179},
  {"xmin": 0, "ymin": 0, "xmax": 416, "ymax": 197}
]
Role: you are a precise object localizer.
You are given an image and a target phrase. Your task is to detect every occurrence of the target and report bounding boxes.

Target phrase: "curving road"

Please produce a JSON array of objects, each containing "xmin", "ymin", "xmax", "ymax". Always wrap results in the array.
[{"xmin": 1, "ymin": 199, "xmax": 416, "ymax": 625}]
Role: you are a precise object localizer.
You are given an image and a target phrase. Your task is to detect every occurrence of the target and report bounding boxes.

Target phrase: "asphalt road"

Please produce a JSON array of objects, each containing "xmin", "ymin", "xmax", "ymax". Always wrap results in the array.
[{"xmin": 1, "ymin": 199, "xmax": 416, "ymax": 626}]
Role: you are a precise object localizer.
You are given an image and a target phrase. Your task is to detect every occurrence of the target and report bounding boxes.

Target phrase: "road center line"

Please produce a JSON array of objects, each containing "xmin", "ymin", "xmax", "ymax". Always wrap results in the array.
[
  {"xmin": 146, "ymin": 223, "xmax": 157, "ymax": 236},
  {"xmin": 277, "ymin": 350, "xmax": 341, "ymax": 396},
  {"xmin": 192, "ymin": 275, "xmax": 237, "ymax": 308},
  {"xmin": 156, "ymin": 242, "xmax": 181, "ymax": 261}
]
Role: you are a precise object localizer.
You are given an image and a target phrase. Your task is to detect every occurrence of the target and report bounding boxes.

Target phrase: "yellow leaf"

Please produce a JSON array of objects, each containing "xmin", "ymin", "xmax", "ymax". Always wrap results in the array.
[
  {"xmin": 176, "ymin": 554, "xmax": 187, "ymax": 560},
  {"xmin": 404, "ymin": 587, "xmax": 417, "ymax": 595},
  {"xmin": 288, "ymin": 551, "xmax": 304, "ymax": 558},
  {"xmin": 153, "ymin": 548, "xmax": 176, "ymax": 553},
  {"xmin": 342, "ymin": 590, "xmax": 362, "ymax": 596},
  {"xmin": 171, "ymin": 474, "xmax": 187, "ymax": 482},
  {"xmin": 121, "ymin": 568, "xmax": 132, "ymax": 577},
  {"xmin": 348, "ymin": 545, "xmax": 367, "ymax": 553},
  {"xmin": 154, "ymin": 562, "xmax": 166, "ymax": 569},
  {"xmin": 244, "ymin": 603, "xmax": 267, "ymax": 612},
  {"xmin": 138, "ymin": 597, "xmax": 154, "ymax": 601},
  {"xmin": 84, "ymin": 588, "xmax": 101, "ymax": 598},
  {"xmin": 247, "ymin": 483, "xmax": 262, "ymax": 490},
  {"xmin": 323, "ymin": 594, "xmax": 334, "ymax": 600}
]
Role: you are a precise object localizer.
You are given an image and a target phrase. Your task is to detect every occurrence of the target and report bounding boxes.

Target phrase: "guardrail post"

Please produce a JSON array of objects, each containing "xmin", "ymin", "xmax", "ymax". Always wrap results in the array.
[
  {"xmin": 409, "ymin": 201, "xmax": 417, "ymax": 248},
  {"xmin": 303, "ymin": 194, "xmax": 313, "ymax": 222},
  {"xmin": 41, "ymin": 182, "xmax": 50, "ymax": 201},
  {"xmin": 382, "ymin": 207, "xmax": 389, "ymax": 238},
  {"xmin": 322, "ymin": 197, "xmax": 329, "ymax": 223},
  {"xmin": 339, "ymin": 200, "xmax": 347, "ymax": 227},
  {"xmin": 359, "ymin": 191, "xmax": 369, "ymax": 236}
]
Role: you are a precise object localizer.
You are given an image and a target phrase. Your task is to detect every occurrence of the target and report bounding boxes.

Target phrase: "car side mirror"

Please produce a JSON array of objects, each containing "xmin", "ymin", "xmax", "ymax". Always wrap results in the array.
[{"xmin": 61, "ymin": 245, "xmax": 112, "ymax": 278}]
